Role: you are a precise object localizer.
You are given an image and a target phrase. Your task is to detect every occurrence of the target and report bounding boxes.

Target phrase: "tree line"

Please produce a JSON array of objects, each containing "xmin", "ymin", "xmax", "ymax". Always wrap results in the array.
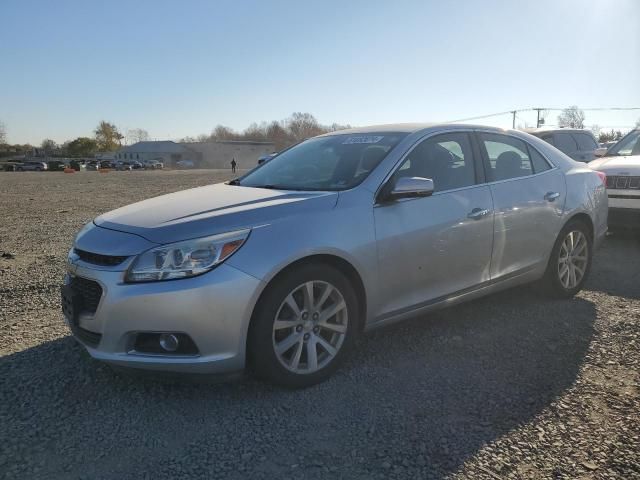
[
  {"xmin": 1, "ymin": 110, "xmax": 638, "ymax": 159},
  {"xmin": 180, "ymin": 112, "xmax": 351, "ymax": 151},
  {"xmin": 0, "ymin": 121, "xmax": 147, "ymax": 159},
  {"xmin": 0, "ymin": 113, "xmax": 349, "ymax": 159}
]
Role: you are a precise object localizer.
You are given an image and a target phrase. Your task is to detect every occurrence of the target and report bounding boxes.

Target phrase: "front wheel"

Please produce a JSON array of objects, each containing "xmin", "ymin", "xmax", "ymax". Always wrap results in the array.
[
  {"xmin": 542, "ymin": 220, "xmax": 593, "ymax": 298},
  {"xmin": 248, "ymin": 264, "xmax": 358, "ymax": 388}
]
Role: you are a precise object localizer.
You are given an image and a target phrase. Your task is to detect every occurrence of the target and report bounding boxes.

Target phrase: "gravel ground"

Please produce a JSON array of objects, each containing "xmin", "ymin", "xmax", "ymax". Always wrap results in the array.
[{"xmin": 0, "ymin": 170, "xmax": 638, "ymax": 479}]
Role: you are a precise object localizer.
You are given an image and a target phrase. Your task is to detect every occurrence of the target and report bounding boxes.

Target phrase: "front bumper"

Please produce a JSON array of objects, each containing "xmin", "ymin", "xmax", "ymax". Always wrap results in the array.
[
  {"xmin": 62, "ymin": 261, "xmax": 264, "ymax": 374},
  {"xmin": 607, "ymin": 193, "xmax": 640, "ymax": 229}
]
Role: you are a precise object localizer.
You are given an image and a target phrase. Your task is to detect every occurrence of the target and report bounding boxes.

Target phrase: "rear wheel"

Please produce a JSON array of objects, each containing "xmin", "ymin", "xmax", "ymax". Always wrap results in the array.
[
  {"xmin": 543, "ymin": 220, "xmax": 592, "ymax": 298},
  {"xmin": 248, "ymin": 264, "xmax": 358, "ymax": 388}
]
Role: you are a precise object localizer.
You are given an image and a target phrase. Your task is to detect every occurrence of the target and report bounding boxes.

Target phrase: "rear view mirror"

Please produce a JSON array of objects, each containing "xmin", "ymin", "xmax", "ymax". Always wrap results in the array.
[{"xmin": 386, "ymin": 176, "xmax": 434, "ymax": 201}]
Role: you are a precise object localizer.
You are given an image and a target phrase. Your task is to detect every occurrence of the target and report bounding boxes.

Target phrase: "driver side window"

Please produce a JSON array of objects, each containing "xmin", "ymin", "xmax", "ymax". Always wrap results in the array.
[{"xmin": 394, "ymin": 133, "xmax": 476, "ymax": 192}]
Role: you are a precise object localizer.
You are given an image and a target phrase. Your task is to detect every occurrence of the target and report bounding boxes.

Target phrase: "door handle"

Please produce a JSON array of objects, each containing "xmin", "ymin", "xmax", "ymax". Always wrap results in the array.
[
  {"xmin": 467, "ymin": 208, "xmax": 491, "ymax": 220},
  {"xmin": 544, "ymin": 191, "xmax": 560, "ymax": 202}
]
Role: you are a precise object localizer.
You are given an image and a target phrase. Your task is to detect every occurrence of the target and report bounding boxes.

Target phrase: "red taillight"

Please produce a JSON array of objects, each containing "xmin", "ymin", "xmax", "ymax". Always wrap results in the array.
[{"xmin": 595, "ymin": 171, "xmax": 606, "ymax": 186}]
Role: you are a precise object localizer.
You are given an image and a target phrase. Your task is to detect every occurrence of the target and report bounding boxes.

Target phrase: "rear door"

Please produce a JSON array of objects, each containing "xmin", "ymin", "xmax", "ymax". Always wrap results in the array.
[
  {"xmin": 373, "ymin": 131, "xmax": 494, "ymax": 317},
  {"xmin": 476, "ymin": 131, "xmax": 566, "ymax": 279}
]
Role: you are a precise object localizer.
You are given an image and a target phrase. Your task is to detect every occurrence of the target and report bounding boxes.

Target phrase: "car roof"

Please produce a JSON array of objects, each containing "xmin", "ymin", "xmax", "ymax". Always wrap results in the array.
[
  {"xmin": 317, "ymin": 123, "xmax": 516, "ymax": 136},
  {"xmin": 523, "ymin": 127, "xmax": 595, "ymax": 135}
]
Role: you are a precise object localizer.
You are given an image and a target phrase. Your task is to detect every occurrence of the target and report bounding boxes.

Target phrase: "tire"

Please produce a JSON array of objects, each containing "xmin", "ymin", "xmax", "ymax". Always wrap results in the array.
[
  {"xmin": 542, "ymin": 219, "xmax": 593, "ymax": 298},
  {"xmin": 248, "ymin": 263, "xmax": 359, "ymax": 388}
]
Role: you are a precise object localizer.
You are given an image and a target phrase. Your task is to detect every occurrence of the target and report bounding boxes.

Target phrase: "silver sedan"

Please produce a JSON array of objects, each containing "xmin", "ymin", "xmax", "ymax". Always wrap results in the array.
[{"xmin": 62, "ymin": 124, "xmax": 608, "ymax": 387}]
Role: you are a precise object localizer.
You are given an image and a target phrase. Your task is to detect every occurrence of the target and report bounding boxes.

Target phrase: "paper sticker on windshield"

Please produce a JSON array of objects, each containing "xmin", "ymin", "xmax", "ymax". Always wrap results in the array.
[{"xmin": 342, "ymin": 135, "xmax": 384, "ymax": 145}]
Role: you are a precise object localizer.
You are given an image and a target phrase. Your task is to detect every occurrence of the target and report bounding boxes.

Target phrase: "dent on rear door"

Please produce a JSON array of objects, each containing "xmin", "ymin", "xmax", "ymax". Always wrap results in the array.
[{"xmin": 489, "ymin": 170, "xmax": 566, "ymax": 279}]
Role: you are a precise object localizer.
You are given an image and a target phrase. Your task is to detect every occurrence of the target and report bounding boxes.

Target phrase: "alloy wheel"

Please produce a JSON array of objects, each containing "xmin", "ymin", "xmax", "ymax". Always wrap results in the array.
[
  {"xmin": 557, "ymin": 230, "xmax": 588, "ymax": 289},
  {"xmin": 272, "ymin": 281, "xmax": 348, "ymax": 374}
]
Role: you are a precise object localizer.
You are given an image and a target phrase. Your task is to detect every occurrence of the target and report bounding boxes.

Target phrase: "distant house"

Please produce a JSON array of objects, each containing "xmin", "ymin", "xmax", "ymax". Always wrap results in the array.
[
  {"xmin": 116, "ymin": 140, "xmax": 275, "ymax": 169},
  {"xmin": 116, "ymin": 141, "xmax": 200, "ymax": 167}
]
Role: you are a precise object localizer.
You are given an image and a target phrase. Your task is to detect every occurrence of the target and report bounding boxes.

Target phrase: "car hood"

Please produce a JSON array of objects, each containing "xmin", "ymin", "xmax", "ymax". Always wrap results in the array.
[
  {"xmin": 95, "ymin": 183, "xmax": 339, "ymax": 244},
  {"xmin": 588, "ymin": 155, "xmax": 640, "ymax": 173}
]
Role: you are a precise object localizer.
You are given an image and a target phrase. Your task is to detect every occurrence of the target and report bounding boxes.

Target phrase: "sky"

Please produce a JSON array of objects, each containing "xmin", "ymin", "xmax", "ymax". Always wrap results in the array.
[{"xmin": 1, "ymin": 0, "xmax": 639, "ymax": 145}]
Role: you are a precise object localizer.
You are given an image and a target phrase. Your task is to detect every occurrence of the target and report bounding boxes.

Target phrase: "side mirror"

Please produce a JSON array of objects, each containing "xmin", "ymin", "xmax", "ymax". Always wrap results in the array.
[
  {"xmin": 594, "ymin": 147, "xmax": 607, "ymax": 157},
  {"xmin": 384, "ymin": 176, "xmax": 434, "ymax": 201}
]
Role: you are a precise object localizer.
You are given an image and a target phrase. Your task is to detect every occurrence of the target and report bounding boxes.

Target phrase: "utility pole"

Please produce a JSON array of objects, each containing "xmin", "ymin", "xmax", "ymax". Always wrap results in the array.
[
  {"xmin": 512, "ymin": 111, "xmax": 516, "ymax": 129},
  {"xmin": 534, "ymin": 108, "xmax": 545, "ymax": 128}
]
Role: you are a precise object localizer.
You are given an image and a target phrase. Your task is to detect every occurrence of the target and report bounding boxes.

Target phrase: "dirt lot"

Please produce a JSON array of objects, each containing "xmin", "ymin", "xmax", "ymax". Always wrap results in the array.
[{"xmin": 0, "ymin": 170, "xmax": 639, "ymax": 479}]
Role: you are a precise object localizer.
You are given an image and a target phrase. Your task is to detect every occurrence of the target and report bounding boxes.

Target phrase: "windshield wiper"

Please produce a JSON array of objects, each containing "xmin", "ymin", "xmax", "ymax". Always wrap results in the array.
[{"xmin": 227, "ymin": 179, "xmax": 241, "ymax": 185}]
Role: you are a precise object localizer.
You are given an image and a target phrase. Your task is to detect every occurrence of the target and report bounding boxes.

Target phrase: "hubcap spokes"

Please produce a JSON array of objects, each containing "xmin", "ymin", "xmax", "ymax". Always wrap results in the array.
[
  {"xmin": 558, "ymin": 230, "xmax": 588, "ymax": 289},
  {"xmin": 272, "ymin": 281, "xmax": 348, "ymax": 374}
]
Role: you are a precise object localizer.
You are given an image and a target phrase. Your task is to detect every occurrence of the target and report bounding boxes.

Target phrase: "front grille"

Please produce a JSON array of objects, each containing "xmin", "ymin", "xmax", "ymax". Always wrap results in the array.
[
  {"xmin": 606, "ymin": 176, "xmax": 640, "ymax": 190},
  {"xmin": 70, "ymin": 276, "xmax": 103, "ymax": 314},
  {"xmin": 75, "ymin": 248, "xmax": 128, "ymax": 267}
]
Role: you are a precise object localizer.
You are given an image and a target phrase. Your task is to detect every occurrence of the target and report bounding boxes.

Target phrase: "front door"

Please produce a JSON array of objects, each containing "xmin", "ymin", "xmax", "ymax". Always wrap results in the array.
[{"xmin": 374, "ymin": 132, "xmax": 494, "ymax": 318}]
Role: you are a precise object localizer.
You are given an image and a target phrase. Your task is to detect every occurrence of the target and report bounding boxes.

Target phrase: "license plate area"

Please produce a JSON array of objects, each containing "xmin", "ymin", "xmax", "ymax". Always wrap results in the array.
[{"xmin": 61, "ymin": 283, "xmax": 84, "ymax": 325}]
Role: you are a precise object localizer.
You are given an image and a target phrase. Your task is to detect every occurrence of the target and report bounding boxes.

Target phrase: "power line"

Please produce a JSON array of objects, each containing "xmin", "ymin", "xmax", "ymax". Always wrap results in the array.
[{"xmin": 448, "ymin": 106, "xmax": 640, "ymax": 124}]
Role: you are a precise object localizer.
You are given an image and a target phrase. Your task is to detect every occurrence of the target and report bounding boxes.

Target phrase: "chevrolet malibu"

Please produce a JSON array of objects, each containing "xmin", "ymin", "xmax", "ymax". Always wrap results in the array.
[{"xmin": 62, "ymin": 124, "xmax": 608, "ymax": 387}]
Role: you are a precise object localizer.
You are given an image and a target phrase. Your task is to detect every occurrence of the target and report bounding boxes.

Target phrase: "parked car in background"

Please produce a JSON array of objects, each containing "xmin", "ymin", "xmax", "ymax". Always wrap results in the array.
[
  {"xmin": 17, "ymin": 161, "xmax": 48, "ymax": 171},
  {"xmin": 2, "ymin": 162, "xmax": 21, "ymax": 171},
  {"xmin": 527, "ymin": 128, "xmax": 599, "ymax": 162},
  {"xmin": 595, "ymin": 140, "xmax": 619, "ymax": 157},
  {"xmin": 258, "ymin": 152, "xmax": 278, "ymax": 165},
  {"xmin": 100, "ymin": 160, "xmax": 115, "ymax": 169},
  {"xmin": 115, "ymin": 161, "xmax": 143, "ymax": 171},
  {"xmin": 588, "ymin": 129, "xmax": 640, "ymax": 230},
  {"xmin": 47, "ymin": 160, "xmax": 67, "ymax": 171},
  {"xmin": 176, "ymin": 159, "xmax": 195, "ymax": 169},
  {"xmin": 62, "ymin": 124, "xmax": 607, "ymax": 387},
  {"xmin": 142, "ymin": 159, "xmax": 164, "ymax": 169},
  {"xmin": 86, "ymin": 161, "xmax": 99, "ymax": 171}
]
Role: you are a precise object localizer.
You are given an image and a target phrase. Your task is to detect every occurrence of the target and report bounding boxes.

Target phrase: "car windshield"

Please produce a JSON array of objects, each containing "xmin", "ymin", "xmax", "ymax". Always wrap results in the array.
[
  {"xmin": 237, "ymin": 132, "xmax": 408, "ymax": 191},
  {"xmin": 606, "ymin": 129, "xmax": 640, "ymax": 157}
]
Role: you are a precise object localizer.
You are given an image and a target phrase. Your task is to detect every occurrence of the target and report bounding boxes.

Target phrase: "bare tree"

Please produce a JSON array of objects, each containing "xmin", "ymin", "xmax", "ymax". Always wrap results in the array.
[
  {"xmin": 40, "ymin": 138, "xmax": 57, "ymax": 154},
  {"xmin": 0, "ymin": 121, "xmax": 6, "ymax": 144},
  {"xmin": 127, "ymin": 128, "xmax": 150, "ymax": 144},
  {"xmin": 558, "ymin": 106, "xmax": 586, "ymax": 129},
  {"xmin": 210, "ymin": 125, "xmax": 237, "ymax": 141},
  {"xmin": 287, "ymin": 112, "xmax": 325, "ymax": 142}
]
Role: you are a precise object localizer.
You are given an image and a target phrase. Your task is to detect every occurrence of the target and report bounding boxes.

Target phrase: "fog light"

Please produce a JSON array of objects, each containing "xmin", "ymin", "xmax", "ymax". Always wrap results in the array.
[{"xmin": 159, "ymin": 333, "xmax": 179, "ymax": 352}]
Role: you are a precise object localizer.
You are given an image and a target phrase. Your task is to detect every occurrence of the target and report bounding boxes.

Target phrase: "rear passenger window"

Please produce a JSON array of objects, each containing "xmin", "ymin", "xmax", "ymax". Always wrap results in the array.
[
  {"xmin": 479, "ymin": 133, "xmax": 533, "ymax": 181},
  {"xmin": 573, "ymin": 133, "xmax": 597, "ymax": 151},
  {"xmin": 394, "ymin": 132, "xmax": 476, "ymax": 192},
  {"xmin": 540, "ymin": 135, "xmax": 555, "ymax": 146},
  {"xmin": 554, "ymin": 133, "xmax": 578, "ymax": 155},
  {"xmin": 529, "ymin": 147, "xmax": 551, "ymax": 173}
]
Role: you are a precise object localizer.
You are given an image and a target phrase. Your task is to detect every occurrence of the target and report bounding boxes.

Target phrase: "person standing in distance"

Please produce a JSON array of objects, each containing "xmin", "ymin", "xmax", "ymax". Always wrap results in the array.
[{"xmin": 230, "ymin": 158, "xmax": 237, "ymax": 173}]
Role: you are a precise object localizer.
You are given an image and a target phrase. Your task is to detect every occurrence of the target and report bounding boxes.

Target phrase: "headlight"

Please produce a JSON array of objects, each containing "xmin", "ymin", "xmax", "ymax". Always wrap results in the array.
[{"xmin": 125, "ymin": 229, "xmax": 250, "ymax": 282}]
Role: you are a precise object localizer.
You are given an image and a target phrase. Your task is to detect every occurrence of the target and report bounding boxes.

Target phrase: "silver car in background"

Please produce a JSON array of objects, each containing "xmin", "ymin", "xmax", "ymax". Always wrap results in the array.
[
  {"xmin": 62, "ymin": 124, "xmax": 608, "ymax": 387},
  {"xmin": 527, "ymin": 128, "xmax": 600, "ymax": 162}
]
